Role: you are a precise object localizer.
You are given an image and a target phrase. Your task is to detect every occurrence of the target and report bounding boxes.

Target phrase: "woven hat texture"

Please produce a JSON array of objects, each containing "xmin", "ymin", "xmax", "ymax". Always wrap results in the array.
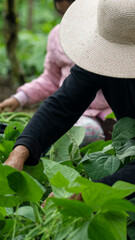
[{"xmin": 60, "ymin": 0, "xmax": 135, "ymax": 78}]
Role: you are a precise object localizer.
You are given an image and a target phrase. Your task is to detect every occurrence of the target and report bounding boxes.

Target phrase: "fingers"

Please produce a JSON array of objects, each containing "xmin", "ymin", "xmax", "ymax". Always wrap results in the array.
[
  {"xmin": 48, "ymin": 192, "xmax": 55, "ymax": 198},
  {"xmin": 41, "ymin": 192, "xmax": 55, "ymax": 208},
  {"xmin": 41, "ymin": 192, "xmax": 83, "ymax": 209},
  {"xmin": 0, "ymin": 98, "xmax": 20, "ymax": 112},
  {"xmin": 69, "ymin": 193, "xmax": 83, "ymax": 201}
]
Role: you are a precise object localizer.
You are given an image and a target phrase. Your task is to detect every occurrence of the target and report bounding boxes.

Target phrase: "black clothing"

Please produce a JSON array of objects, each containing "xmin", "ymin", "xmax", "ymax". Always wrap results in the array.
[{"xmin": 14, "ymin": 65, "xmax": 135, "ymax": 187}]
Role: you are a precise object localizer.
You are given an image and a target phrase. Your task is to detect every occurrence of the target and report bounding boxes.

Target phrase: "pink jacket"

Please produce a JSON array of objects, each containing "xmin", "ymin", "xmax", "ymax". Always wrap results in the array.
[{"xmin": 14, "ymin": 24, "xmax": 112, "ymax": 120}]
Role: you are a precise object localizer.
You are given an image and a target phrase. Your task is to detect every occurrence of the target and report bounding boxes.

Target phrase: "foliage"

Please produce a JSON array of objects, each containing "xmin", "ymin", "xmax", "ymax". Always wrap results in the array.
[
  {"xmin": 0, "ymin": 0, "xmax": 61, "ymax": 81},
  {"xmin": 0, "ymin": 116, "xmax": 135, "ymax": 239},
  {"xmin": 0, "ymin": 112, "xmax": 32, "ymax": 162},
  {"xmin": 0, "ymin": 43, "xmax": 10, "ymax": 77},
  {"xmin": 18, "ymin": 30, "xmax": 47, "ymax": 79}
]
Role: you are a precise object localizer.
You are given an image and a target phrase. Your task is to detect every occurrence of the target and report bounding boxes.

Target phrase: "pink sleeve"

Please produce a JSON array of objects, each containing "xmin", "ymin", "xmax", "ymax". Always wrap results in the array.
[
  {"xmin": 12, "ymin": 91, "xmax": 29, "ymax": 106},
  {"xmin": 84, "ymin": 90, "xmax": 112, "ymax": 120},
  {"xmin": 17, "ymin": 28, "xmax": 61, "ymax": 106}
]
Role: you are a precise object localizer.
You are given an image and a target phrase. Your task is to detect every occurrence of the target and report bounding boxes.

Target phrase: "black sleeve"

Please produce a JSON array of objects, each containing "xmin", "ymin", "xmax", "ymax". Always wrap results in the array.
[
  {"xmin": 14, "ymin": 65, "xmax": 100, "ymax": 165},
  {"xmin": 96, "ymin": 160, "xmax": 135, "ymax": 199}
]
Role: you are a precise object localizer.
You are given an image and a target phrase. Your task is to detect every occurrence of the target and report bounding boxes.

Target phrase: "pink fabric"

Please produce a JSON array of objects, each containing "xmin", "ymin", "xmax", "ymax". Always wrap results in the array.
[
  {"xmin": 15, "ymin": 24, "xmax": 112, "ymax": 120},
  {"xmin": 12, "ymin": 91, "xmax": 28, "ymax": 107}
]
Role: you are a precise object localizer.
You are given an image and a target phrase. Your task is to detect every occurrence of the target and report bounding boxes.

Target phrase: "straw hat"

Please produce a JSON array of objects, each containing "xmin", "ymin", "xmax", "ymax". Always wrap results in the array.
[{"xmin": 60, "ymin": 0, "xmax": 135, "ymax": 78}]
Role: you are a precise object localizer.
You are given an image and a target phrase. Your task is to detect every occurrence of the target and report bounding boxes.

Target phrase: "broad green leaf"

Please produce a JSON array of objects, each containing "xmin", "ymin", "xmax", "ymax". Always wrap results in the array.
[
  {"xmin": 43, "ymin": 160, "xmax": 80, "ymax": 181},
  {"xmin": 101, "ymin": 198, "xmax": 135, "ymax": 213},
  {"xmin": 0, "ymin": 163, "xmax": 45, "ymax": 203},
  {"xmin": 81, "ymin": 184, "xmax": 119, "ymax": 210},
  {"xmin": 116, "ymin": 139, "xmax": 135, "ymax": 160},
  {"xmin": 112, "ymin": 181, "xmax": 135, "ymax": 197},
  {"xmin": 0, "ymin": 164, "xmax": 17, "ymax": 195},
  {"xmin": 80, "ymin": 152, "xmax": 120, "ymax": 180},
  {"xmin": 80, "ymin": 140, "xmax": 112, "ymax": 155},
  {"xmin": 52, "ymin": 198, "xmax": 92, "ymax": 218},
  {"xmin": 105, "ymin": 112, "xmax": 116, "ymax": 119},
  {"xmin": 69, "ymin": 126, "xmax": 85, "ymax": 146},
  {"xmin": 24, "ymin": 161, "xmax": 47, "ymax": 183},
  {"xmin": 7, "ymin": 170, "xmax": 45, "ymax": 202},
  {"xmin": 67, "ymin": 221, "xmax": 90, "ymax": 240},
  {"xmin": 0, "ymin": 134, "xmax": 4, "ymax": 141},
  {"xmin": 0, "ymin": 195, "xmax": 20, "ymax": 207},
  {"xmin": 60, "ymin": 160, "xmax": 74, "ymax": 168},
  {"xmin": 68, "ymin": 178, "xmax": 135, "ymax": 210},
  {"xmin": 50, "ymin": 172, "xmax": 69, "ymax": 188},
  {"xmin": 5, "ymin": 208, "xmax": 14, "ymax": 216},
  {"xmin": 15, "ymin": 206, "xmax": 35, "ymax": 222},
  {"xmin": 49, "ymin": 126, "xmax": 84, "ymax": 163},
  {"xmin": 0, "ymin": 219, "xmax": 14, "ymax": 235},
  {"xmin": 42, "ymin": 159, "xmax": 80, "ymax": 198},
  {"xmin": 88, "ymin": 211, "xmax": 127, "ymax": 240},
  {"xmin": 4, "ymin": 122, "xmax": 24, "ymax": 141},
  {"xmin": 102, "ymin": 143, "xmax": 114, "ymax": 155},
  {"xmin": 0, "ymin": 143, "xmax": 4, "ymax": 151},
  {"xmin": 0, "ymin": 207, "xmax": 6, "ymax": 216},
  {"xmin": 112, "ymin": 117, "xmax": 135, "ymax": 150},
  {"xmin": 83, "ymin": 178, "xmax": 135, "ymax": 201},
  {"xmin": 104, "ymin": 155, "xmax": 120, "ymax": 174},
  {"xmin": 0, "ymin": 141, "xmax": 15, "ymax": 161}
]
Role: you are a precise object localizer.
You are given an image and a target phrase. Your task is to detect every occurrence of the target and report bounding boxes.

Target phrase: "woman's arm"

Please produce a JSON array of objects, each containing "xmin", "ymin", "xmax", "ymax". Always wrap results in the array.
[{"xmin": 7, "ymin": 66, "xmax": 100, "ymax": 167}]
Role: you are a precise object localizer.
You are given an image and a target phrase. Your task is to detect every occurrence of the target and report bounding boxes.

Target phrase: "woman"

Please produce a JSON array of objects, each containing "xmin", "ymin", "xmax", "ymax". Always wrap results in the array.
[
  {"xmin": 0, "ymin": 0, "xmax": 113, "ymax": 145},
  {"xmin": 4, "ymin": 0, "xmax": 135, "ymax": 194}
]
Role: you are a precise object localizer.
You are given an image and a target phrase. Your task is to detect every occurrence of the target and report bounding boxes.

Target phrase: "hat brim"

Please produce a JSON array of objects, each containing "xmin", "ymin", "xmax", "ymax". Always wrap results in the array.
[{"xmin": 60, "ymin": 0, "xmax": 135, "ymax": 78}]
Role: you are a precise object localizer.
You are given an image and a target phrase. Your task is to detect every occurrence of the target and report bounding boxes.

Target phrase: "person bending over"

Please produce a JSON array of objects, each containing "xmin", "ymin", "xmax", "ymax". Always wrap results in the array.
[
  {"xmin": 4, "ymin": 0, "xmax": 135, "ymax": 191},
  {"xmin": 0, "ymin": 0, "xmax": 113, "ymax": 145}
]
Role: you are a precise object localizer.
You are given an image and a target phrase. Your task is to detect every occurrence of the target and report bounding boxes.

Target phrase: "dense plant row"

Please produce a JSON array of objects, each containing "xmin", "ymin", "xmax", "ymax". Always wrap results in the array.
[{"xmin": 0, "ymin": 113, "xmax": 135, "ymax": 239}]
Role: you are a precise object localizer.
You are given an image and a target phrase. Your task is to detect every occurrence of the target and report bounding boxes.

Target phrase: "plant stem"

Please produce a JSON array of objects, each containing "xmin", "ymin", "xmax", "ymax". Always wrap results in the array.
[{"xmin": 12, "ymin": 204, "xmax": 19, "ymax": 240}]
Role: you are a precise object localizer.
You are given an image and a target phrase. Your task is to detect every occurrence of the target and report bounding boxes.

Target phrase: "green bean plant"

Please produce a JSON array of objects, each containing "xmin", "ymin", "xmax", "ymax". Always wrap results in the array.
[{"xmin": 0, "ymin": 115, "xmax": 135, "ymax": 239}]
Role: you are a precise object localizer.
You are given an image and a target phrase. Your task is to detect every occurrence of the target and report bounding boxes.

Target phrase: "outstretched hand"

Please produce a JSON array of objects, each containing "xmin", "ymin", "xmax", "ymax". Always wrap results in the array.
[{"xmin": 0, "ymin": 97, "xmax": 20, "ymax": 112}]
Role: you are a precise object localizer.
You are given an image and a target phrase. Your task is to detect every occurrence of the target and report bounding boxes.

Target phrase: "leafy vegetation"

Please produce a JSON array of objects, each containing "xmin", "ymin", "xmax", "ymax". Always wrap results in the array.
[
  {"xmin": 1, "ymin": 2, "xmax": 135, "ymax": 239},
  {"xmin": 0, "ymin": 0, "xmax": 60, "ymax": 81},
  {"xmin": 0, "ymin": 114, "xmax": 135, "ymax": 239}
]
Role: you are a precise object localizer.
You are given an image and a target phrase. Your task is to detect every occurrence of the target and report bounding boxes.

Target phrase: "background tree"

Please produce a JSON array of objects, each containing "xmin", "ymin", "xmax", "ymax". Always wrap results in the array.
[
  {"xmin": 27, "ymin": 0, "xmax": 34, "ymax": 30},
  {"xmin": 0, "ymin": 0, "xmax": 60, "ymax": 88},
  {"xmin": 3, "ymin": 0, "xmax": 25, "ymax": 85}
]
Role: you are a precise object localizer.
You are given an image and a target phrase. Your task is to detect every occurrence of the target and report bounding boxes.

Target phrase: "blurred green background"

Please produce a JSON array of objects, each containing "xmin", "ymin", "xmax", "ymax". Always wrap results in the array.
[{"xmin": 0, "ymin": 0, "xmax": 60, "ymax": 84}]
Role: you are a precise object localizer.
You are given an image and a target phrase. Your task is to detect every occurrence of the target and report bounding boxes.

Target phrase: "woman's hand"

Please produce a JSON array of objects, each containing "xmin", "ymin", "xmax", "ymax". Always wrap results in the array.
[
  {"xmin": 4, "ymin": 145, "xmax": 30, "ymax": 171},
  {"xmin": 0, "ymin": 97, "xmax": 20, "ymax": 112},
  {"xmin": 41, "ymin": 192, "xmax": 83, "ymax": 208}
]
